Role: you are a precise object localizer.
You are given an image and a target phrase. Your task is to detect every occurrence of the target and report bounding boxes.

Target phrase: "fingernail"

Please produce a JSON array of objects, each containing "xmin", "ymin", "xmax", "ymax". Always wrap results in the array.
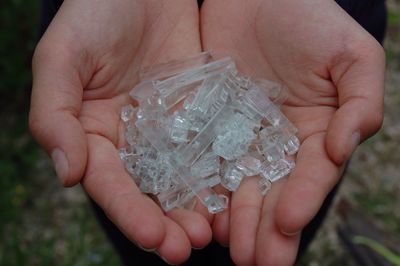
[
  {"xmin": 154, "ymin": 250, "xmax": 177, "ymax": 265},
  {"xmin": 137, "ymin": 243, "xmax": 156, "ymax": 252},
  {"xmin": 280, "ymin": 229, "xmax": 300, "ymax": 236},
  {"xmin": 51, "ymin": 148, "xmax": 69, "ymax": 183}
]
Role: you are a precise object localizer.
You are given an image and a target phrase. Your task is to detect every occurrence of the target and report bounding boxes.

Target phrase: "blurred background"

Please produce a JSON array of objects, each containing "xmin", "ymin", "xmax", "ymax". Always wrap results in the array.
[{"xmin": 0, "ymin": 1, "xmax": 399, "ymax": 265}]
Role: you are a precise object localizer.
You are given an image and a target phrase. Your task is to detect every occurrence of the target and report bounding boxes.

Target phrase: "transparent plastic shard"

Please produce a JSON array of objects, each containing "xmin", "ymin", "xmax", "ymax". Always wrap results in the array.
[
  {"xmin": 212, "ymin": 112, "xmax": 258, "ymax": 160},
  {"xmin": 252, "ymin": 78, "xmax": 289, "ymax": 106},
  {"xmin": 120, "ymin": 52, "xmax": 300, "ymax": 213},
  {"xmin": 129, "ymin": 80, "xmax": 157, "ymax": 103},
  {"xmin": 124, "ymin": 153, "xmax": 141, "ymax": 176},
  {"xmin": 118, "ymin": 145, "xmax": 136, "ymax": 161},
  {"xmin": 135, "ymin": 119, "xmax": 172, "ymax": 153},
  {"xmin": 139, "ymin": 51, "xmax": 212, "ymax": 81},
  {"xmin": 174, "ymin": 104, "xmax": 233, "ymax": 166},
  {"xmin": 186, "ymin": 73, "xmax": 227, "ymax": 118},
  {"xmin": 263, "ymin": 105, "xmax": 297, "ymax": 135},
  {"xmin": 169, "ymin": 112, "xmax": 191, "ymax": 144},
  {"xmin": 121, "ymin": 104, "xmax": 136, "ymax": 122},
  {"xmin": 153, "ymin": 57, "xmax": 235, "ymax": 98},
  {"xmin": 284, "ymin": 134, "xmax": 300, "ymax": 155},
  {"xmin": 234, "ymin": 155, "xmax": 262, "ymax": 176},
  {"xmin": 221, "ymin": 161, "xmax": 244, "ymax": 191},
  {"xmin": 260, "ymin": 159, "xmax": 295, "ymax": 182},
  {"xmin": 157, "ymin": 80, "xmax": 201, "ymax": 111},
  {"xmin": 212, "ymin": 129, "xmax": 256, "ymax": 161},
  {"xmin": 203, "ymin": 192, "xmax": 229, "ymax": 214},
  {"xmin": 237, "ymin": 86, "xmax": 273, "ymax": 121},
  {"xmin": 167, "ymin": 156, "xmax": 226, "ymax": 212},
  {"xmin": 259, "ymin": 178, "xmax": 272, "ymax": 196},
  {"xmin": 191, "ymin": 151, "xmax": 220, "ymax": 178},
  {"xmin": 254, "ymin": 141, "xmax": 285, "ymax": 163}
]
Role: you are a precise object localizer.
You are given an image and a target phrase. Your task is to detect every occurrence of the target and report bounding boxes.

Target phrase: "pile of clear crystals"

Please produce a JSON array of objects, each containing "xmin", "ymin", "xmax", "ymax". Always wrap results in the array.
[{"xmin": 118, "ymin": 52, "xmax": 300, "ymax": 214}]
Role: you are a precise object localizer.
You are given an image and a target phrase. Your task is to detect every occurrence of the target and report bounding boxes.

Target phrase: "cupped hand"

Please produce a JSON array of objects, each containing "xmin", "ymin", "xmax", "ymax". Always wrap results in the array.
[
  {"xmin": 30, "ymin": 0, "xmax": 211, "ymax": 263},
  {"xmin": 201, "ymin": 0, "xmax": 385, "ymax": 265}
]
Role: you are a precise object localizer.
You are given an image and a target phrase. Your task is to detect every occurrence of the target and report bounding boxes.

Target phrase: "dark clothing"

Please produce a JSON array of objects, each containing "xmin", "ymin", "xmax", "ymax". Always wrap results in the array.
[
  {"xmin": 39, "ymin": 0, "xmax": 386, "ymax": 265},
  {"xmin": 41, "ymin": 0, "xmax": 387, "ymax": 44}
]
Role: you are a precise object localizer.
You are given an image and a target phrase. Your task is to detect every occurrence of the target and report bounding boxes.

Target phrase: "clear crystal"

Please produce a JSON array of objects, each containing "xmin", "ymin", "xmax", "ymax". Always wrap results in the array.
[
  {"xmin": 260, "ymin": 159, "xmax": 295, "ymax": 182},
  {"xmin": 140, "ymin": 51, "xmax": 212, "ymax": 81},
  {"xmin": 129, "ymin": 80, "xmax": 157, "ymax": 102},
  {"xmin": 256, "ymin": 142, "xmax": 285, "ymax": 163},
  {"xmin": 169, "ymin": 112, "xmax": 191, "ymax": 144},
  {"xmin": 121, "ymin": 52, "xmax": 300, "ymax": 213},
  {"xmin": 121, "ymin": 104, "xmax": 136, "ymax": 122},
  {"xmin": 212, "ymin": 129, "xmax": 255, "ymax": 160},
  {"xmin": 252, "ymin": 78, "xmax": 289, "ymax": 106},
  {"xmin": 174, "ymin": 104, "xmax": 232, "ymax": 166},
  {"xmin": 259, "ymin": 178, "xmax": 272, "ymax": 196},
  {"xmin": 204, "ymin": 193, "xmax": 229, "ymax": 214},
  {"xmin": 221, "ymin": 162, "xmax": 244, "ymax": 191},
  {"xmin": 284, "ymin": 134, "xmax": 300, "ymax": 155},
  {"xmin": 191, "ymin": 152, "xmax": 220, "ymax": 178},
  {"xmin": 118, "ymin": 146, "xmax": 136, "ymax": 161},
  {"xmin": 235, "ymin": 156, "xmax": 262, "ymax": 176},
  {"xmin": 136, "ymin": 119, "xmax": 172, "ymax": 153}
]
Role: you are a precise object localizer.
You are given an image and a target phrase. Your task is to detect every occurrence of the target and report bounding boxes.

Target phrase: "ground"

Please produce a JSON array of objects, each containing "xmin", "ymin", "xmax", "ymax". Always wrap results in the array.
[{"xmin": 0, "ymin": 1, "xmax": 399, "ymax": 265}]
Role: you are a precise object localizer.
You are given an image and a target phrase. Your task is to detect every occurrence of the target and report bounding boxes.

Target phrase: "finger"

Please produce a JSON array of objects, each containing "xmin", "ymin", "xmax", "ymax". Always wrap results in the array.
[
  {"xmin": 166, "ymin": 208, "xmax": 212, "ymax": 249},
  {"xmin": 156, "ymin": 217, "xmax": 192, "ymax": 265},
  {"xmin": 229, "ymin": 176, "xmax": 264, "ymax": 266},
  {"xmin": 30, "ymin": 38, "xmax": 88, "ymax": 186},
  {"xmin": 256, "ymin": 181, "xmax": 300, "ymax": 266},
  {"xmin": 327, "ymin": 40, "xmax": 385, "ymax": 165},
  {"xmin": 275, "ymin": 132, "xmax": 339, "ymax": 235},
  {"xmin": 82, "ymin": 134, "xmax": 166, "ymax": 249},
  {"xmin": 212, "ymin": 185, "xmax": 231, "ymax": 246}
]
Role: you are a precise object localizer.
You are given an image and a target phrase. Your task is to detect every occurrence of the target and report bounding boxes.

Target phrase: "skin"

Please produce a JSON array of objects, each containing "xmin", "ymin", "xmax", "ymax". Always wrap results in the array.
[
  {"xmin": 30, "ymin": 0, "xmax": 385, "ymax": 265},
  {"xmin": 30, "ymin": 0, "xmax": 212, "ymax": 264},
  {"xmin": 201, "ymin": 0, "xmax": 385, "ymax": 265}
]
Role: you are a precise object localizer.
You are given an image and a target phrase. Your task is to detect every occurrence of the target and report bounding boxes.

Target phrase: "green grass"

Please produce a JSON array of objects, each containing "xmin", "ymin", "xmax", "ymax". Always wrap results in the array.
[{"xmin": 388, "ymin": 9, "xmax": 400, "ymax": 26}]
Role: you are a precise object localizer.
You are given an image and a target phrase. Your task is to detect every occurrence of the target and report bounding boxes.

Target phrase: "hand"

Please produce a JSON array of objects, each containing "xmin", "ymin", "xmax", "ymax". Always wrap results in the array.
[
  {"xmin": 201, "ymin": 0, "xmax": 385, "ymax": 264},
  {"xmin": 30, "ymin": 0, "xmax": 211, "ymax": 263}
]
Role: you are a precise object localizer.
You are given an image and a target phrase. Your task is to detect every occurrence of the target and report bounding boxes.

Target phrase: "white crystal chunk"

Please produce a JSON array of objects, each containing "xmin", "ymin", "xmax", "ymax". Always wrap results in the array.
[
  {"xmin": 235, "ymin": 156, "xmax": 262, "ymax": 176},
  {"xmin": 204, "ymin": 193, "xmax": 229, "ymax": 214},
  {"xmin": 120, "ymin": 52, "xmax": 299, "ymax": 213},
  {"xmin": 221, "ymin": 162, "xmax": 244, "ymax": 191},
  {"xmin": 259, "ymin": 178, "xmax": 272, "ymax": 196},
  {"xmin": 121, "ymin": 104, "xmax": 136, "ymax": 122},
  {"xmin": 260, "ymin": 159, "xmax": 295, "ymax": 182}
]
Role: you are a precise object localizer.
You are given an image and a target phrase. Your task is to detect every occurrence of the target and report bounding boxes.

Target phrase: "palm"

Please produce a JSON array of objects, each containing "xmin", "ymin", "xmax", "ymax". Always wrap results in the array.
[
  {"xmin": 33, "ymin": 0, "xmax": 212, "ymax": 263},
  {"xmin": 201, "ymin": 0, "xmax": 384, "ymax": 264}
]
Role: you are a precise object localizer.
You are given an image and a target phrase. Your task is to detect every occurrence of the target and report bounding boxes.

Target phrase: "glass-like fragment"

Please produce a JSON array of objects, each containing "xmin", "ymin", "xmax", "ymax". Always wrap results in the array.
[
  {"xmin": 260, "ymin": 159, "xmax": 295, "ymax": 182},
  {"xmin": 221, "ymin": 162, "xmax": 244, "ymax": 191},
  {"xmin": 235, "ymin": 156, "xmax": 262, "ymax": 176},
  {"xmin": 259, "ymin": 178, "xmax": 272, "ymax": 196},
  {"xmin": 120, "ymin": 52, "xmax": 300, "ymax": 213},
  {"xmin": 140, "ymin": 51, "xmax": 212, "ymax": 81},
  {"xmin": 121, "ymin": 104, "xmax": 136, "ymax": 122}
]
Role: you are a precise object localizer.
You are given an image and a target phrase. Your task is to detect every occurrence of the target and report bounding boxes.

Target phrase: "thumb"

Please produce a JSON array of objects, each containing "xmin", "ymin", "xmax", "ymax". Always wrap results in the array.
[
  {"xmin": 326, "ymin": 40, "xmax": 385, "ymax": 165},
  {"xmin": 29, "ymin": 39, "xmax": 88, "ymax": 186}
]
